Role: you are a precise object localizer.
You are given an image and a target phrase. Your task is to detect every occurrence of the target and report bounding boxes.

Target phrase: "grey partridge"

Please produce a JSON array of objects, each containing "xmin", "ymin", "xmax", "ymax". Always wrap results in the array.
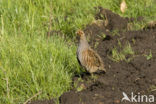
[{"xmin": 76, "ymin": 30, "xmax": 106, "ymax": 74}]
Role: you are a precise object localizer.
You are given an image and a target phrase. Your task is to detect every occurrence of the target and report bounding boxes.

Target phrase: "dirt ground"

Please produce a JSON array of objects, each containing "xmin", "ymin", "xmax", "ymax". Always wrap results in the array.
[{"xmin": 30, "ymin": 7, "xmax": 156, "ymax": 104}]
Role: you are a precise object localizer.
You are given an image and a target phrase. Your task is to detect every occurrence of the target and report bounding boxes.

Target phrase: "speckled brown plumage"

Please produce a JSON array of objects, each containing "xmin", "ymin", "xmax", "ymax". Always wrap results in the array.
[{"xmin": 76, "ymin": 30, "xmax": 106, "ymax": 73}]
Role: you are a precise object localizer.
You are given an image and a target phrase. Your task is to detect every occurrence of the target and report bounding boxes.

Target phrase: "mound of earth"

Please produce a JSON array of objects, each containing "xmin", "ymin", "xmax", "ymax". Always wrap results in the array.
[{"xmin": 30, "ymin": 7, "xmax": 156, "ymax": 104}]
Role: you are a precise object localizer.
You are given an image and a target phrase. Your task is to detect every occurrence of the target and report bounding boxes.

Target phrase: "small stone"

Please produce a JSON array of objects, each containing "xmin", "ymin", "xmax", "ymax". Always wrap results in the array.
[
  {"xmin": 94, "ymin": 93, "xmax": 99, "ymax": 97},
  {"xmin": 114, "ymin": 99, "xmax": 120, "ymax": 104},
  {"xmin": 98, "ymin": 102, "xmax": 104, "ymax": 104},
  {"xmin": 80, "ymin": 84, "xmax": 86, "ymax": 89}
]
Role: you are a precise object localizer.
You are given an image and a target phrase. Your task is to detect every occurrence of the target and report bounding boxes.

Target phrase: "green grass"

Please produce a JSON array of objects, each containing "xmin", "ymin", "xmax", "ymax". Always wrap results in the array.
[
  {"xmin": 0, "ymin": 35, "xmax": 80, "ymax": 103},
  {"xmin": 0, "ymin": 0, "xmax": 156, "ymax": 104},
  {"xmin": 144, "ymin": 50, "xmax": 153, "ymax": 60}
]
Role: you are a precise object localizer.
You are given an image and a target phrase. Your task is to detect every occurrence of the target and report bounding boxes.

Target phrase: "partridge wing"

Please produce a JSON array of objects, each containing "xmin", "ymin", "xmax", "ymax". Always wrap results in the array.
[{"xmin": 82, "ymin": 49, "xmax": 101, "ymax": 68}]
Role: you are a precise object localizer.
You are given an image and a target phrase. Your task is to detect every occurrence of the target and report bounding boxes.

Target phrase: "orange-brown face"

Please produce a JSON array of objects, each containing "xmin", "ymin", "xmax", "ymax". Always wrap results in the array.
[{"xmin": 76, "ymin": 30, "xmax": 84, "ymax": 37}]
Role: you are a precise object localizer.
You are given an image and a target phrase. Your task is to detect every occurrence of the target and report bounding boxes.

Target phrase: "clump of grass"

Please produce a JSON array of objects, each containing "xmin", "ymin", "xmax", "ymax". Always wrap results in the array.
[
  {"xmin": 151, "ymin": 85, "xmax": 156, "ymax": 92},
  {"xmin": 101, "ymin": 33, "xmax": 107, "ymax": 39},
  {"xmin": 111, "ymin": 29, "xmax": 120, "ymax": 36},
  {"xmin": 144, "ymin": 50, "xmax": 153, "ymax": 60},
  {"xmin": 110, "ymin": 43, "xmax": 134, "ymax": 62}
]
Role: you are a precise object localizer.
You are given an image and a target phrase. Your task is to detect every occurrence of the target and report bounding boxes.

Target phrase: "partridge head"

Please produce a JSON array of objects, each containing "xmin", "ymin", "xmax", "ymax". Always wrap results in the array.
[{"xmin": 76, "ymin": 30, "xmax": 106, "ymax": 74}]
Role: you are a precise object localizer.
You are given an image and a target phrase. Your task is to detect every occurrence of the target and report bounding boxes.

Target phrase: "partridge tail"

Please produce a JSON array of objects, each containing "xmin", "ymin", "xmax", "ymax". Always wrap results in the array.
[
  {"xmin": 99, "ymin": 66, "xmax": 106, "ymax": 73},
  {"xmin": 95, "ymin": 68, "xmax": 106, "ymax": 74},
  {"xmin": 101, "ymin": 67, "xmax": 106, "ymax": 73}
]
